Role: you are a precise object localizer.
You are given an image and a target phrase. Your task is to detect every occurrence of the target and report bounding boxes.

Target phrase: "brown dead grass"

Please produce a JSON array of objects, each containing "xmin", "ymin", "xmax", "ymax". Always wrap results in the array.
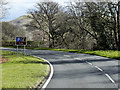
[{"xmin": 0, "ymin": 57, "xmax": 8, "ymax": 63}]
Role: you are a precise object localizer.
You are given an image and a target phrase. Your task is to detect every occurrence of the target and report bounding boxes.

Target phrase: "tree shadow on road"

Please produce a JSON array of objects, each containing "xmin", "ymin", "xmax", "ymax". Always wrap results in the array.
[
  {"xmin": 85, "ymin": 58, "xmax": 117, "ymax": 62},
  {"xmin": 50, "ymin": 59, "xmax": 85, "ymax": 65}
]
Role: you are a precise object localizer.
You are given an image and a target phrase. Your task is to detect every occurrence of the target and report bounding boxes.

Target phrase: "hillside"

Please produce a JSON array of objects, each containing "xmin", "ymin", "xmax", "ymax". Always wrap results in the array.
[
  {"xmin": 10, "ymin": 15, "xmax": 32, "ymax": 29},
  {"xmin": 9, "ymin": 15, "xmax": 48, "ymax": 44},
  {"xmin": 9, "ymin": 15, "xmax": 35, "ymax": 41}
]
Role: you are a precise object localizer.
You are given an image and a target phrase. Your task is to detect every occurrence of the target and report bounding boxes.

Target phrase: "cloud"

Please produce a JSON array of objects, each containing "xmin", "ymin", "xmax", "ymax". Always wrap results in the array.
[{"xmin": 7, "ymin": 0, "xmax": 38, "ymax": 3}]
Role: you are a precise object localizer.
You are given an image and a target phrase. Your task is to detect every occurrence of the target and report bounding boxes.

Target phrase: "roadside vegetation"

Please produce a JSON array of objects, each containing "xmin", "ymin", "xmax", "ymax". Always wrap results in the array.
[
  {"xmin": 50, "ymin": 49, "xmax": 120, "ymax": 60},
  {"xmin": 32, "ymin": 48, "xmax": 120, "ymax": 60},
  {"xmin": 2, "ymin": 1, "xmax": 120, "ymax": 51},
  {"xmin": 3, "ymin": 46, "xmax": 120, "ymax": 60},
  {"xmin": 2, "ymin": 50, "xmax": 50, "ymax": 88}
]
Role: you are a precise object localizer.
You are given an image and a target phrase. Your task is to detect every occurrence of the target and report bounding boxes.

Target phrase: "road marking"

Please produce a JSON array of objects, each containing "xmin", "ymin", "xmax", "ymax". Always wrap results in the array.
[
  {"xmin": 86, "ymin": 61, "xmax": 116, "ymax": 86},
  {"xmin": 95, "ymin": 66, "xmax": 103, "ymax": 71},
  {"xmin": 32, "ymin": 55, "xmax": 54, "ymax": 89},
  {"xmin": 74, "ymin": 58, "xmax": 81, "ymax": 60},
  {"xmin": 64, "ymin": 55, "xmax": 70, "ymax": 57},
  {"xmin": 87, "ymin": 62, "xmax": 93, "ymax": 65},
  {"xmin": 105, "ymin": 74, "xmax": 115, "ymax": 84},
  {"xmin": 41, "ymin": 58, "xmax": 54, "ymax": 89}
]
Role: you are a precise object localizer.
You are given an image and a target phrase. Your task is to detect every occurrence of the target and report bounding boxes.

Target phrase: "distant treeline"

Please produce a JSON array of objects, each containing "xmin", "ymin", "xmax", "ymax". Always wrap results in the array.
[{"xmin": 2, "ymin": 22, "xmax": 25, "ymax": 40}]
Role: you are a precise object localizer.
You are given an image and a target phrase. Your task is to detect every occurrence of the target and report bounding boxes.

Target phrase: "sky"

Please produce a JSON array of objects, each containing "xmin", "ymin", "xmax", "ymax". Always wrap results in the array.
[
  {"xmin": 2, "ymin": 0, "xmax": 118, "ymax": 21},
  {"xmin": 2, "ymin": 0, "xmax": 69, "ymax": 21}
]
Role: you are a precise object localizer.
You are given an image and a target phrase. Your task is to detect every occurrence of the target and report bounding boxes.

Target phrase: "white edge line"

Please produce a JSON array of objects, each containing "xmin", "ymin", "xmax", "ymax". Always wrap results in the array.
[{"xmin": 32, "ymin": 55, "xmax": 54, "ymax": 89}]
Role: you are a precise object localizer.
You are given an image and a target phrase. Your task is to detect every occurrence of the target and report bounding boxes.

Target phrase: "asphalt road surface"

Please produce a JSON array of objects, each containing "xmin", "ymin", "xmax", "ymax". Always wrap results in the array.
[{"xmin": 1, "ymin": 48, "xmax": 119, "ymax": 89}]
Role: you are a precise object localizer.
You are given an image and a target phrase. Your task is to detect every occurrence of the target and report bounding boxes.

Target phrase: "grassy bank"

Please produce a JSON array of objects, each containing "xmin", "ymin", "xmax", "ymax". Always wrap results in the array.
[
  {"xmin": 2, "ymin": 50, "xmax": 50, "ymax": 88},
  {"xmin": 50, "ymin": 49, "xmax": 120, "ymax": 60},
  {"xmin": 27, "ymin": 48, "xmax": 120, "ymax": 60},
  {"xmin": 79, "ymin": 50, "xmax": 120, "ymax": 60},
  {"xmin": 44, "ymin": 49, "xmax": 119, "ymax": 60}
]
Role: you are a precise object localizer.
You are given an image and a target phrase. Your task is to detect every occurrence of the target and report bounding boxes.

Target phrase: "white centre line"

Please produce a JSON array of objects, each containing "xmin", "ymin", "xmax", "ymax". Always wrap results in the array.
[
  {"xmin": 86, "ymin": 61, "xmax": 116, "ymax": 86},
  {"xmin": 95, "ymin": 66, "xmax": 103, "ymax": 72},
  {"xmin": 105, "ymin": 74, "xmax": 115, "ymax": 84},
  {"xmin": 64, "ymin": 55, "xmax": 70, "ymax": 57},
  {"xmin": 87, "ymin": 62, "xmax": 93, "ymax": 65}
]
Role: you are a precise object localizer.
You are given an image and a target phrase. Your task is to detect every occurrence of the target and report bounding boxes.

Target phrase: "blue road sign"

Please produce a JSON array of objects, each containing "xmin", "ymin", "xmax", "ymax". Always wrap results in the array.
[
  {"xmin": 16, "ymin": 37, "xmax": 21, "ymax": 42},
  {"xmin": 16, "ymin": 37, "xmax": 27, "ymax": 45}
]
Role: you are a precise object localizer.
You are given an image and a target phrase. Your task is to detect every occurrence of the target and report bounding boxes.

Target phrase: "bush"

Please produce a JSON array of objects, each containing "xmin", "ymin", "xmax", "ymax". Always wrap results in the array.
[
  {"xmin": 2, "ymin": 40, "xmax": 16, "ymax": 47},
  {"xmin": 2, "ymin": 40, "xmax": 45, "ymax": 48}
]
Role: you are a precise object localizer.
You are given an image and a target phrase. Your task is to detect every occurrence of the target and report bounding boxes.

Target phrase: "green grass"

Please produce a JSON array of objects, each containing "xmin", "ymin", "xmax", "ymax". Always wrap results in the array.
[
  {"xmin": 2, "ymin": 50, "xmax": 50, "ymax": 88},
  {"xmin": 82, "ymin": 50, "xmax": 120, "ymax": 60},
  {"xmin": 50, "ymin": 49, "xmax": 120, "ymax": 60}
]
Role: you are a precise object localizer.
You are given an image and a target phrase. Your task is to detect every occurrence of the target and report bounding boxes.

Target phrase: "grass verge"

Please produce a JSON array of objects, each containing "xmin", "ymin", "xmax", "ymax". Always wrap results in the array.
[
  {"xmin": 2, "ymin": 50, "xmax": 50, "ymax": 88},
  {"xmin": 26, "ymin": 47, "xmax": 120, "ymax": 60},
  {"xmin": 50, "ymin": 49, "xmax": 120, "ymax": 60}
]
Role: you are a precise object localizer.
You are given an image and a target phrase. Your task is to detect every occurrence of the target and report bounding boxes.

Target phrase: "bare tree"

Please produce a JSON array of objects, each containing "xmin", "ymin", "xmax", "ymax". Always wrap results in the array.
[
  {"xmin": 67, "ymin": 1, "xmax": 120, "ymax": 50},
  {"xmin": 2, "ymin": 22, "xmax": 25, "ymax": 40},
  {"xmin": 66, "ymin": 2, "xmax": 99, "ymax": 49},
  {"xmin": 0, "ymin": 0, "xmax": 8, "ymax": 19},
  {"xmin": 27, "ymin": 1, "xmax": 63, "ymax": 48},
  {"xmin": 26, "ymin": 1, "xmax": 120, "ymax": 50},
  {"xmin": 117, "ymin": 1, "xmax": 120, "ymax": 50},
  {"xmin": 108, "ymin": 1, "xmax": 120, "ymax": 50}
]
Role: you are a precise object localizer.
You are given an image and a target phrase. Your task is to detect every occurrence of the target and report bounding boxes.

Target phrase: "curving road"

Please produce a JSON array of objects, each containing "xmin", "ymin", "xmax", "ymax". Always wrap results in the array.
[{"xmin": 1, "ymin": 48, "xmax": 119, "ymax": 89}]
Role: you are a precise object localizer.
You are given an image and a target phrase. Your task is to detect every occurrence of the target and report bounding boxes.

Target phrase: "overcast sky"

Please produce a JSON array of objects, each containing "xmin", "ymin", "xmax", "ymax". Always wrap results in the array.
[{"xmin": 2, "ymin": 0, "xmax": 69, "ymax": 21}]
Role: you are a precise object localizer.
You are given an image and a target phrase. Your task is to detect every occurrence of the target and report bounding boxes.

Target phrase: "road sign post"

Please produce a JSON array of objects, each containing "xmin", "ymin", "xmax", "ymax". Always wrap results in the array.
[
  {"xmin": 24, "ymin": 45, "xmax": 25, "ymax": 55},
  {"xmin": 17, "ymin": 45, "xmax": 18, "ymax": 56},
  {"xmin": 15, "ymin": 37, "xmax": 27, "ymax": 56}
]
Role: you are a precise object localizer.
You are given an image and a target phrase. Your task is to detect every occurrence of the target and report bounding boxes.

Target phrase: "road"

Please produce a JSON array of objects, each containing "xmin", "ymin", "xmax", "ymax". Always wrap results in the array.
[{"xmin": 1, "ymin": 48, "xmax": 119, "ymax": 89}]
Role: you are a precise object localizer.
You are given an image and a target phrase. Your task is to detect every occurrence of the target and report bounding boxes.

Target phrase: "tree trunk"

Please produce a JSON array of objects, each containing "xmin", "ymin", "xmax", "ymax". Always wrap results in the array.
[
  {"xmin": 117, "ymin": 1, "xmax": 120, "ymax": 50},
  {"xmin": 113, "ymin": 21, "xmax": 118, "ymax": 49}
]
